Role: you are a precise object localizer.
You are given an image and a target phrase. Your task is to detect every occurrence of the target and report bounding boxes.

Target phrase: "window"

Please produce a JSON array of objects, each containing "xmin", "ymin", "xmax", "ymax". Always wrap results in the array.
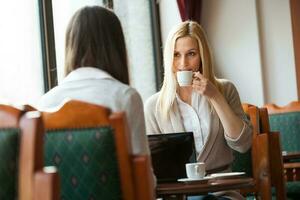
[{"xmin": 0, "ymin": 1, "xmax": 44, "ymax": 105}]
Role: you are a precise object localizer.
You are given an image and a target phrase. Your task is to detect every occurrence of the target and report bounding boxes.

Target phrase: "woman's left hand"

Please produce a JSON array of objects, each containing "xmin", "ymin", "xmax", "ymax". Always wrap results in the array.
[{"xmin": 192, "ymin": 72, "xmax": 219, "ymax": 98}]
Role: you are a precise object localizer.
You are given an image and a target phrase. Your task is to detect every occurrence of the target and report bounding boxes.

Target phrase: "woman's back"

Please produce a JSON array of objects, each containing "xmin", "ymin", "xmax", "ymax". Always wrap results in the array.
[{"xmin": 38, "ymin": 67, "xmax": 149, "ymax": 155}]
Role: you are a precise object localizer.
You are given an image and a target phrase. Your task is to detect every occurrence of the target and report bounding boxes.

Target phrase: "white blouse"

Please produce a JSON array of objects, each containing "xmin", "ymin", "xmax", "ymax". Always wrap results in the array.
[
  {"xmin": 176, "ymin": 91, "xmax": 211, "ymax": 154},
  {"xmin": 37, "ymin": 67, "xmax": 150, "ymax": 156}
]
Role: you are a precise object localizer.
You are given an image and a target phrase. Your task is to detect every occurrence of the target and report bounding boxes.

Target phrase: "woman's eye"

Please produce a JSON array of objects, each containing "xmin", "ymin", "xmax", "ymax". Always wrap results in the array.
[
  {"xmin": 174, "ymin": 53, "xmax": 180, "ymax": 57},
  {"xmin": 188, "ymin": 52, "xmax": 196, "ymax": 56}
]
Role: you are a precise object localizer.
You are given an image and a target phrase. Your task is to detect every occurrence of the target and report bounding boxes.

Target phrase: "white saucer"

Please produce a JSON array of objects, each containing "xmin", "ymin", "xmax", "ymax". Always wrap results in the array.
[
  {"xmin": 207, "ymin": 172, "xmax": 245, "ymax": 178},
  {"xmin": 177, "ymin": 176, "xmax": 213, "ymax": 183}
]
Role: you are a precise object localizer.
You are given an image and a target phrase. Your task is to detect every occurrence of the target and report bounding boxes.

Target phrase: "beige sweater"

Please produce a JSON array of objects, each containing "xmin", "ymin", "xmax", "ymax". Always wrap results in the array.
[
  {"xmin": 145, "ymin": 79, "xmax": 252, "ymax": 171},
  {"xmin": 144, "ymin": 80, "xmax": 252, "ymax": 199}
]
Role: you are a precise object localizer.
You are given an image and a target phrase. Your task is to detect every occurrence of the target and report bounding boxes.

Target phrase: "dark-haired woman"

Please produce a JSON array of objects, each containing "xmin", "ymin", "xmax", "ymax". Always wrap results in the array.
[{"xmin": 38, "ymin": 6, "xmax": 150, "ymax": 158}]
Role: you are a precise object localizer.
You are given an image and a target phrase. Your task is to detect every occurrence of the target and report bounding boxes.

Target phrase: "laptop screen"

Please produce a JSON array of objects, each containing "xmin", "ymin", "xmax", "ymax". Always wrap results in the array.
[{"xmin": 148, "ymin": 132, "xmax": 196, "ymax": 183}]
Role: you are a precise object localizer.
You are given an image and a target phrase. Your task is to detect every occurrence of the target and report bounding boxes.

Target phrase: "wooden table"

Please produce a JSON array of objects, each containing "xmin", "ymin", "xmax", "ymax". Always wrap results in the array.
[
  {"xmin": 157, "ymin": 177, "xmax": 255, "ymax": 199},
  {"xmin": 282, "ymin": 151, "xmax": 300, "ymax": 161},
  {"xmin": 282, "ymin": 151, "xmax": 300, "ymax": 181}
]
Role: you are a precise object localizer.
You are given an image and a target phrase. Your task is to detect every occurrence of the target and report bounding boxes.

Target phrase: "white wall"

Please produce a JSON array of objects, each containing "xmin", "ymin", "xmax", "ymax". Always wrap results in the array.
[
  {"xmin": 257, "ymin": 0, "xmax": 297, "ymax": 105},
  {"xmin": 159, "ymin": 0, "xmax": 297, "ymax": 106},
  {"xmin": 201, "ymin": 0, "xmax": 264, "ymax": 106}
]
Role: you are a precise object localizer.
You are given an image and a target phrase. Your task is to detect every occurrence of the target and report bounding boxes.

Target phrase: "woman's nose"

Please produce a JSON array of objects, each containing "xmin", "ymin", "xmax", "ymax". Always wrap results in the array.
[{"xmin": 178, "ymin": 57, "xmax": 189, "ymax": 71}]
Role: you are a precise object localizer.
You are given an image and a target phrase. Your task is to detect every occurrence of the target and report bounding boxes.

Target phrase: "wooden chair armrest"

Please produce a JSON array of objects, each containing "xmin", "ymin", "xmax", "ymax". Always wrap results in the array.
[
  {"xmin": 283, "ymin": 152, "xmax": 300, "ymax": 162},
  {"xmin": 284, "ymin": 162, "xmax": 300, "ymax": 169},
  {"xmin": 33, "ymin": 167, "xmax": 60, "ymax": 200},
  {"xmin": 268, "ymin": 131, "xmax": 286, "ymax": 199},
  {"xmin": 252, "ymin": 133, "xmax": 272, "ymax": 199},
  {"xmin": 132, "ymin": 155, "xmax": 156, "ymax": 200},
  {"xmin": 283, "ymin": 162, "xmax": 300, "ymax": 181}
]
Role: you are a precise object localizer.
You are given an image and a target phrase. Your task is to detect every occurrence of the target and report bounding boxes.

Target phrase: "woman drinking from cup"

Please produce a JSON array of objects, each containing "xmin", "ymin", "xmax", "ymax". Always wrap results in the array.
[{"xmin": 144, "ymin": 21, "xmax": 252, "ymax": 200}]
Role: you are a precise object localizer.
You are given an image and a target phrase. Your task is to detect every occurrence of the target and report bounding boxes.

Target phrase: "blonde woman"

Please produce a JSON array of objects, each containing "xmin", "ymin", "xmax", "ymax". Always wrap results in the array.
[{"xmin": 144, "ymin": 21, "xmax": 252, "ymax": 200}]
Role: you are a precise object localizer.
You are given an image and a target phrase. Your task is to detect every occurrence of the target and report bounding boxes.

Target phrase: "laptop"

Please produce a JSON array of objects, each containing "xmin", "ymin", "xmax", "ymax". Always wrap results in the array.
[{"xmin": 147, "ymin": 132, "xmax": 197, "ymax": 183}]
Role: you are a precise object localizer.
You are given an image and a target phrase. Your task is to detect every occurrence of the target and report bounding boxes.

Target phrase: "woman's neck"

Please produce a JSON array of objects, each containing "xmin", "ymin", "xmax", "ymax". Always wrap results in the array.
[{"xmin": 178, "ymin": 86, "xmax": 193, "ymax": 105}]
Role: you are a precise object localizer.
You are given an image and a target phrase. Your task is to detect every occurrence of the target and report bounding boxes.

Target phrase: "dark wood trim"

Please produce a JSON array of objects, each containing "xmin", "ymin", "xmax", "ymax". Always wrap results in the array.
[
  {"xmin": 38, "ymin": 0, "xmax": 57, "ymax": 92},
  {"xmin": 149, "ymin": 0, "xmax": 163, "ymax": 91},
  {"xmin": 290, "ymin": 0, "xmax": 300, "ymax": 99}
]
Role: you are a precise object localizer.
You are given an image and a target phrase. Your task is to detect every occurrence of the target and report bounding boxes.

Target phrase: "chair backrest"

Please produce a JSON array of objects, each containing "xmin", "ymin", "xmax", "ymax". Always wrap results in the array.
[
  {"xmin": 264, "ymin": 101, "xmax": 300, "ymax": 153},
  {"xmin": 264, "ymin": 101, "xmax": 300, "ymax": 197},
  {"xmin": 232, "ymin": 103, "xmax": 272, "ymax": 199},
  {"xmin": 132, "ymin": 155, "xmax": 155, "ymax": 200},
  {"xmin": 0, "ymin": 104, "xmax": 59, "ymax": 200},
  {"xmin": 258, "ymin": 107, "xmax": 286, "ymax": 200},
  {"xmin": 0, "ymin": 105, "xmax": 23, "ymax": 199},
  {"xmin": 41, "ymin": 100, "xmax": 154, "ymax": 200}
]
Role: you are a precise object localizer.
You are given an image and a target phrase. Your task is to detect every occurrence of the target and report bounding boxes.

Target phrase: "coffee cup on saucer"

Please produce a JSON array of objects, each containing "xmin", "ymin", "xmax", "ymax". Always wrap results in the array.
[{"xmin": 185, "ymin": 162, "xmax": 206, "ymax": 179}]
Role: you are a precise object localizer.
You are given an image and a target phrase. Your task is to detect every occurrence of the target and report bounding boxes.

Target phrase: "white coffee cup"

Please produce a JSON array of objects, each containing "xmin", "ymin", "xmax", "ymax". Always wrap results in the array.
[
  {"xmin": 185, "ymin": 162, "xmax": 206, "ymax": 179},
  {"xmin": 176, "ymin": 71, "xmax": 193, "ymax": 86}
]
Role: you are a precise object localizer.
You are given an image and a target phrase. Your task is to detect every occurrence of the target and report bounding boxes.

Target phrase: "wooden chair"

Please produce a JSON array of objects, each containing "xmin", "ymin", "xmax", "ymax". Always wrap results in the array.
[
  {"xmin": 0, "ymin": 104, "xmax": 59, "ymax": 200},
  {"xmin": 23, "ymin": 104, "xmax": 37, "ymax": 111},
  {"xmin": 238, "ymin": 104, "xmax": 286, "ymax": 199},
  {"xmin": 258, "ymin": 107, "xmax": 286, "ymax": 200},
  {"xmin": 132, "ymin": 155, "xmax": 155, "ymax": 200},
  {"xmin": 264, "ymin": 101, "xmax": 300, "ymax": 198},
  {"xmin": 232, "ymin": 104, "xmax": 272, "ymax": 199},
  {"xmin": 40, "ymin": 100, "xmax": 155, "ymax": 200}
]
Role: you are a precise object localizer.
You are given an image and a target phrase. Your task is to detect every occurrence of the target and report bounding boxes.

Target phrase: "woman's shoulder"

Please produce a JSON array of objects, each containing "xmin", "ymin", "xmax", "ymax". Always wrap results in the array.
[
  {"xmin": 109, "ymin": 79, "xmax": 140, "ymax": 98},
  {"xmin": 36, "ymin": 85, "xmax": 63, "ymax": 110},
  {"xmin": 218, "ymin": 78, "xmax": 234, "ymax": 87},
  {"xmin": 117, "ymin": 85, "xmax": 144, "ymax": 106},
  {"xmin": 144, "ymin": 92, "xmax": 160, "ymax": 109},
  {"xmin": 218, "ymin": 79, "xmax": 238, "ymax": 93},
  {"xmin": 217, "ymin": 78, "xmax": 242, "ymax": 103}
]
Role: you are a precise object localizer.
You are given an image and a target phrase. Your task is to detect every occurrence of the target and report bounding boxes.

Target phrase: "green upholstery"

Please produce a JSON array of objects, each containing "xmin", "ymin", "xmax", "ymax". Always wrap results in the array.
[
  {"xmin": 44, "ymin": 127, "xmax": 122, "ymax": 200},
  {"xmin": 269, "ymin": 112, "xmax": 300, "ymax": 153},
  {"xmin": 0, "ymin": 128, "xmax": 20, "ymax": 199},
  {"xmin": 231, "ymin": 149, "xmax": 252, "ymax": 177},
  {"xmin": 232, "ymin": 149, "xmax": 255, "ymax": 199},
  {"xmin": 269, "ymin": 112, "xmax": 300, "ymax": 197},
  {"xmin": 285, "ymin": 181, "xmax": 300, "ymax": 199}
]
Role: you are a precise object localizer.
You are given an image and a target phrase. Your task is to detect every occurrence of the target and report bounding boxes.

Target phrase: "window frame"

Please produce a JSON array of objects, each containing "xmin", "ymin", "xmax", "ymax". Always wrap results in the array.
[
  {"xmin": 149, "ymin": 0, "xmax": 163, "ymax": 91},
  {"xmin": 38, "ymin": 0, "xmax": 57, "ymax": 92}
]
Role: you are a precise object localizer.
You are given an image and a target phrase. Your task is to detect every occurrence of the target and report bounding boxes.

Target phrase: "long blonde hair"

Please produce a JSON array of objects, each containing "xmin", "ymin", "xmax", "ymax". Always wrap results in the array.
[{"xmin": 157, "ymin": 21, "xmax": 223, "ymax": 119}]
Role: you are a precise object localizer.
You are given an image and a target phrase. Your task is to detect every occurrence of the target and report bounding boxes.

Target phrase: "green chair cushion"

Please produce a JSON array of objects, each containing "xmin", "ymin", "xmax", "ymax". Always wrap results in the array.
[
  {"xmin": 44, "ymin": 127, "xmax": 122, "ymax": 200},
  {"xmin": 231, "ymin": 148, "xmax": 252, "ymax": 177},
  {"xmin": 271, "ymin": 181, "xmax": 300, "ymax": 199},
  {"xmin": 231, "ymin": 148, "xmax": 254, "ymax": 198},
  {"xmin": 286, "ymin": 181, "xmax": 300, "ymax": 199},
  {"xmin": 0, "ymin": 128, "xmax": 20, "ymax": 199},
  {"xmin": 246, "ymin": 196, "xmax": 256, "ymax": 200},
  {"xmin": 269, "ymin": 112, "xmax": 300, "ymax": 198},
  {"xmin": 269, "ymin": 112, "xmax": 300, "ymax": 152}
]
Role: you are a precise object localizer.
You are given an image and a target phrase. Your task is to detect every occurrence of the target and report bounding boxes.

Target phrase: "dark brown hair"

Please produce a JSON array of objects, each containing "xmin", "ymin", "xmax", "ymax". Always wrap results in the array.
[{"xmin": 65, "ymin": 6, "xmax": 129, "ymax": 84}]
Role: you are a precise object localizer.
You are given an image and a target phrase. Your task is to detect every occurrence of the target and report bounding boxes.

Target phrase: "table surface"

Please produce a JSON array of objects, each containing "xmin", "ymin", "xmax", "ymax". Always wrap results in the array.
[
  {"xmin": 157, "ymin": 177, "xmax": 255, "ymax": 197},
  {"xmin": 282, "ymin": 151, "xmax": 300, "ymax": 161}
]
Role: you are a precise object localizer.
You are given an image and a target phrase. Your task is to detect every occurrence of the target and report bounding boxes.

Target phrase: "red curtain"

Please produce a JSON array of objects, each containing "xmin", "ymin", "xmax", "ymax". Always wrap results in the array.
[{"xmin": 177, "ymin": 0, "xmax": 202, "ymax": 24}]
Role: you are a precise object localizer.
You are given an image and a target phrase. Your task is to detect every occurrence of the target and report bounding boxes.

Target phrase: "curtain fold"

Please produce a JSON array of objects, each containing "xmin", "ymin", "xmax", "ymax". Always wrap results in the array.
[{"xmin": 177, "ymin": 0, "xmax": 202, "ymax": 24}]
